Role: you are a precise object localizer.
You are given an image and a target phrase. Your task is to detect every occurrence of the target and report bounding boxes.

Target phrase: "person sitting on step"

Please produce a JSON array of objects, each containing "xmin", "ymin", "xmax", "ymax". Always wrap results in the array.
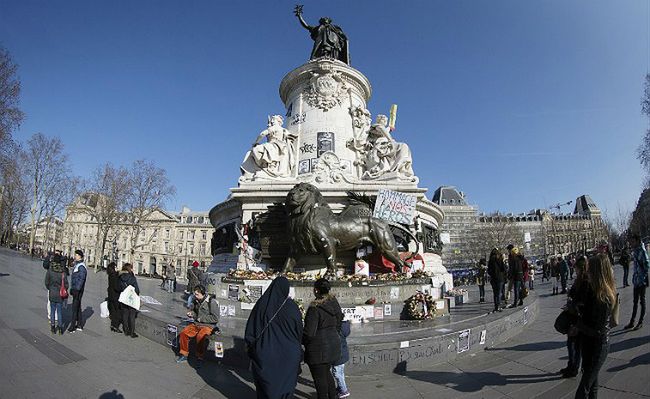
[{"xmin": 176, "ymin": 285, "xmax": 220, "ymax": 364}]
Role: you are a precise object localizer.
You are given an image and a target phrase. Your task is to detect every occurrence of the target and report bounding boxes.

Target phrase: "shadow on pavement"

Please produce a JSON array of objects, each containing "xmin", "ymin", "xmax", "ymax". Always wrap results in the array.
[
  {"xmin": 393, "ymin": 361, "xmax": 562, "ymax": 393},
  {"xmin": 484, "ymin": 340, "xmax": 565, "ymax": 352},
  {"xmin": 82, "ymin": 306, "xmax": 94, "ymax": 322},
  {"xmin": 0, "ymin": 272, "xmax": 9, "ymax": 277},
  {"xmin": 607, "ymin": 352, "xmax": 650, "ymax": 372},
  {"xmin": 98, "ymin": 389, "xmax": 125, "ymax": 399},
  {"xmin": 609, "ymin": 335, "xmax": 650, "ymax": 353}
]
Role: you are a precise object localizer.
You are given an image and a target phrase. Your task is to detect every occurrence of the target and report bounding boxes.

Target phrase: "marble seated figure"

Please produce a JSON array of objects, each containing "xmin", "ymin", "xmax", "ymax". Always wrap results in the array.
[{"xmin": 240, "ymin": 115, "xmax": 298, "ymax": 180}]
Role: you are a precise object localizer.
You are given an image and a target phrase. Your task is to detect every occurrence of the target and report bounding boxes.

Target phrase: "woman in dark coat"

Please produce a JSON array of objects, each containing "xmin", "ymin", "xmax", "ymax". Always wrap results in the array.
[
  {"xmin": 303, "ymin": 278, "xmax": 343, "ymax": 399},
  {"xmin": 487, "ymin": 248, "xmax": 506, "ymax": 312},
  {"xmin": 245, "ymin": 276, "xmax": 303, "ymax": 399},
  {"xmin": 106, "ymin": 262, "xmax": 122, "ymax": 333},
  {"xmin": 44, "ymin": 256, "xmax": 68, "ymax": 335},
  {"xmin": 119, "ymin": 263, "xmax": 140, "ymax": 338}
]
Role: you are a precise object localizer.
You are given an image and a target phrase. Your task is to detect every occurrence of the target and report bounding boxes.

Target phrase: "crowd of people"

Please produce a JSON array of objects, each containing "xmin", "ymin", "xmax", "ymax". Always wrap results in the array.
[{"xmin": 37, "ymin": 233, "xmax": 648, "ymax": 399}]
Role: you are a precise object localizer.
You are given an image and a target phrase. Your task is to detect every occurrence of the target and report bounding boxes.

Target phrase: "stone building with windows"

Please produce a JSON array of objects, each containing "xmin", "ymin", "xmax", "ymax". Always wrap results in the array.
[
  {"xmin": 23, "ymin": 216, "xmax": 64, "ymax": 253},
  {"xmin": 62, "ymin": 193, "xmax": 214, "ymax": 281},
  {"xmin": 433, "ymin": 187, "xmax": 610, "ymax": 269}
]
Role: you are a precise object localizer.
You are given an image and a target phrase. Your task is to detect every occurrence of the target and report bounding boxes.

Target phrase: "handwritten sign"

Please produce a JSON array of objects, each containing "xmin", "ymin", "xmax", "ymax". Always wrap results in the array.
[
  {"xmin": 342, "ymin": 307, "xmax": 363, "ymax": 323},
  {"xmin": 166, "ymin": 324, "xmax": 177, "ymax": 347},
  {"xmin": 373, "ymin": 189, "xmax": 417, "ymax": 225}
]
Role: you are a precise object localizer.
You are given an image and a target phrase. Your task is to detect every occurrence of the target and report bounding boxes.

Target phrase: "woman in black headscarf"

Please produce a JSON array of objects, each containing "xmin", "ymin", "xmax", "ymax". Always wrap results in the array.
[{"xmin": 245, "ymin": 276, "xmax": 303, "ymax": 399}]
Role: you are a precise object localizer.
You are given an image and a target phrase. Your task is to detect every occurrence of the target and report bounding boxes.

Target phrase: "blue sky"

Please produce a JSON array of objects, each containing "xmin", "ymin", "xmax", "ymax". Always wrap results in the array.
[{"xmin": 1, "ymin": 0, "xmax": 648, "ymax": 218}]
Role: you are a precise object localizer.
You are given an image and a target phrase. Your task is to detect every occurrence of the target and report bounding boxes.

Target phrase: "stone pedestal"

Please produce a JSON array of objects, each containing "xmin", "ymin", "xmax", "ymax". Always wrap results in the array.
[{"xmin": 209, "ymin": 57, "xmax": 450, "ymax": 282}]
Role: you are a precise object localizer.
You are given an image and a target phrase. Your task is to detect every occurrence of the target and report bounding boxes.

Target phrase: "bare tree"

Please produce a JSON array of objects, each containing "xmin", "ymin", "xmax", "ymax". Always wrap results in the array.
[
  {"xmin": 124, "ymin": 159, "xmax": 175, "ymax": 264},
  {"xmin": 474, "ymin": 213, "xmax": 524, "ymax": 260},
  {"xmin": 639, "ymin": 74, "xmax": 650, "ymax": 177},
  {"xmin": 0, "ymin": 46, "xmax": 25, "ymax": 145},
  {"xmin": 0, "ymin": 143, "xmax": 29, "ymax": 246},
  {"xmin": 23, "ymin": 133, "xmax": 75, "ymax": 254},
  {"xmin": 80, "ymin": 163, "xmax": 130, "ymax": 267}
]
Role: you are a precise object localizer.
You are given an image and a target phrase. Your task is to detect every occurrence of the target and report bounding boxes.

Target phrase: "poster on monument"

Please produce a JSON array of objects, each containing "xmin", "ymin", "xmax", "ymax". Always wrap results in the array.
[
  {"xmin": 458, "ymin": 329, "xmax": 470, "ymax": 353},
  {"xmin": 373, "ymin": 189, "xmax": 417, "ymax": 225},
  {"xmin": 166, "ymin": 324, "xmax": 178, "ymax": 347},
  {"xmin": 241, "ymin": 280, "xmax": 272, "ymax": 310},
  {"xmin": 298, "ymin": 159, "xmax": 311, "ymax": 174},
  {"xmin": 316, "ymin": 132, "xmax": 335, "ymax": 157}
]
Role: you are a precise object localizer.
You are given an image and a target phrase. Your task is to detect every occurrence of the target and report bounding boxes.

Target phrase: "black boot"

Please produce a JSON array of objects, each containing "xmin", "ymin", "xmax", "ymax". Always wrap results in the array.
[
  {"xmin": 58, "ymin": 326, "xmax": 64, "ymax": 335},
  {"xmin": 50, "ymin": 325, "xmax": 56, "ymax": 334}
]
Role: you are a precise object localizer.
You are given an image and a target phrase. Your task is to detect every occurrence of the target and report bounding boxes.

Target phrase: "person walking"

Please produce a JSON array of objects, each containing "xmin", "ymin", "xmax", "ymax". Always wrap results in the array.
[
  {"xmin": 476, "ymin": 258, "xmax": 487, "ymax": 303},
  {"xmin": 106, "ymin": 262, "xmax": 122, "ymax": 333},
  {"xmin": 559, "ymin": 255, "xmax": 569, "ymax": 294},
  {"xmin": 571, "ymin": 253, "xmax": 617, "ymax": 399},
  {"xmin": 619, "ymin": 246, "xmax": 631, "ymax": 288},
  {"xmin": 488, "ymin": 248, "xmax": 506, "ymax": 312},
  {"xmin": 332, "ymin": 319, "xmax": 351, "ymax": 398},
  {"xmin": 160, "ymin": 263, "xmax": 167, "ymax": 288},
  {"xmin": 166, "ymin": 264, "xmax": 176, "ymax": 293},
  {"xmin": 561, "ymin": 255, "xmax": 588, "ymax": 378},
  {"xmin": 542, "ymin": 260, "xmax": 550, "ymax": 282},
  {"xmin": 551, "ymin": 257, "xmax": 561, "ymax": 295},
  {"xmin": 44, "ymin": 253, "xmax": 68, "ymax": 335},
  {"xmin": 303, "ymin": 278, "xmax": 343, "ymax": 399},
  {"xmin": 119, "ymin": 263, "xmax": 140, "ymax": 338},
  {"xmin": 528, "ymin": 264, "xmax": 535, "ymax": 290},
  {"xmin": 245, "ymin": 276, "xmax": 303, "ymax": 399},
  {"xmin": 624, "ymin": 234, "xmax": 649, "ymax": 330},
  {"xmin": 68, "ymin": 250, "xmax": 87, "ymax": 333}
]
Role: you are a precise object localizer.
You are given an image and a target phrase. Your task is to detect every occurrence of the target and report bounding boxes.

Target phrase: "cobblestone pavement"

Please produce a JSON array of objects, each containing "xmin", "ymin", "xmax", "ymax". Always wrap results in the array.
[{"xmin": 0, "ymin": 248, "xmax": 647, "ymax": 398}]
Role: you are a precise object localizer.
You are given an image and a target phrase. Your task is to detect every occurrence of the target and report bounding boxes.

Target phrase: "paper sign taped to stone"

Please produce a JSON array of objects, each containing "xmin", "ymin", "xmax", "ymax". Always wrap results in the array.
[
  {"xmin": 373, "ymin": 189, "xmax": 417, "ymax": 225},
  {"xmin": 215, "ymin": 341, "xmax": 224, "ymax": 358},
  {"xmin": 374, "ymin": 307, "xmax": 384, "ymax": 320},
  {"xmin": 458, "ymin": 329, "xmax": 470, "ymax": 353},
  {"xmin": 220, "ymin": 305, "xmax": 228, "ymax": 317},
  {"xmin": 166, "ymin": 324, "xmax": 177, "ymax": 347},
  {"xmin": 390, "ymin": 286, "xmax": 400, "ymax": 299},
  {"xmin": 227, "ymin": 305, "xmax": 236, "ymax": 316},
  {"xmin": 342, "ymin": 307, "xmax": 363, "ymax": 323},
  {"xmin": 479, "ymin": 330, "xmax": 486, "ymax": 345},
  {"xmin": 228, "ymin": 284, "xmax": 239, "ymax": 301},
  {"xmin": 384, "ymin": 304, "xmax": 392, "ymax": 316}
]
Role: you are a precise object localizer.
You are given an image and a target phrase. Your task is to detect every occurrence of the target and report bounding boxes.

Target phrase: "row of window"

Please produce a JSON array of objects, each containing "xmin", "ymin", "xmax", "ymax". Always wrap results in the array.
[{"xmin": 152, "ymin": 229, "xmax": 209, "ymax": 240}]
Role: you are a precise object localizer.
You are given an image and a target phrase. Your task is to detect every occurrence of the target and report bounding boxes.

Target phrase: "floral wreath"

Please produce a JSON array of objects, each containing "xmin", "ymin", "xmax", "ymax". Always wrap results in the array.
[{"xmin": 404, "ymin": 291, "xmax": 436, "ymax": 320}]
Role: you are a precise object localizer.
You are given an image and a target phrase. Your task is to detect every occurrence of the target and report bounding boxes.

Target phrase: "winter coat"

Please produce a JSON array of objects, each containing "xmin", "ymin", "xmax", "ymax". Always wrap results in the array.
[
  {"xmin": 245, "ymin": 277, "xmax": 303, "ymax": 399},
  {"xmin": 119, "ymin": 271, "xmax": 140, "ymax": 295},
  {"xmin": 632, "ymin": 244, "xmax": 649, "ymax": 288},
  {"xmin": 508, "ymin": 255, "xmax": 525, "ymax": 282},
  {"xmin": 70, "ymin": 262, "xmax": 87, "ymax": 293},
  {"xmin": 334, "ymin": 320, "xmax": 351, "ymax": 366},
  {"xmin": 303, "ymin": 294, "xmax": 343, "ymax": 365},
  {"xmin": 107, "ymin": 270, "xmax": 121, "ymax": 301},
  {"xmin": 191, "ymin": 295, "xmax": 219, "ymax": 325},
  {"xmin": 167, "ymin": 266, "xmax": 176, "ymax": 280},
  {"xmin": 187, "ymin": 267, "xmax": 203, "ymax": 293},
  {"xmin": 44, "ymin": 260, "xmax": 68, "ymax": 303},
  {"xmin": 559, "ymin": 260, "xmax": 569, "ymax": 278},
  {"xmin": 487, "ymin": 257, "xmax": 506, "ymax": 285}
]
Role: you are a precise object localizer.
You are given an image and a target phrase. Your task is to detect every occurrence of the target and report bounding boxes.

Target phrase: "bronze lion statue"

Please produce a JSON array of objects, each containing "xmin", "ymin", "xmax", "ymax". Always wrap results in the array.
[{"xmin": 283, "ymin": 182, "xmax": 407, "ymax": 275}]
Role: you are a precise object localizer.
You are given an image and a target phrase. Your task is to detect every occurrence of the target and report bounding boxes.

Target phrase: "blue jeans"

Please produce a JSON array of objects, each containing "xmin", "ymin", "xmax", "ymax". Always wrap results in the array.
[
  {"xmin": 491, "ymin": 282, "xmax": 502, "ymax": 311},
  {"xmin": 331, "ymin": 364, "xmax": 348, "ymax": 394},
  {"xmin": 567, "ymin": 335, "xmax": 581, "ymax": 373},
  {"xmin": 50, "ymin": 302, "xmax": 63, "ymax": 327},
  {"xmin": 186, "ymin": 293, "xmax": 195, "ymax": 309},
  {"xmin": 575, "ymin": 336, "xmax": 608, "ymax": 399},
  {"xmin": 512, "ymin": 281, "xmax": 523, "ymax": 305}
]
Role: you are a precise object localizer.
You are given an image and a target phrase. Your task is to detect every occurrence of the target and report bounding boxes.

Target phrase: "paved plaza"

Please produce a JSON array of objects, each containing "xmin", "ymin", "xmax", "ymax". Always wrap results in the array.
[{"xmin": 0, "ymin": 248, "xmax": 647, "ymax": 398}]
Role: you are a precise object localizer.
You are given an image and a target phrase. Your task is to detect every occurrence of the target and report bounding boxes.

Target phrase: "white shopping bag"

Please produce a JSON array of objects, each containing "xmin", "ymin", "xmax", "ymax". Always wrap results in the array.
[
  {"xmin": 118, "ymin": 285, "xmax": 141, "ymax": 311},
  {"xmin": 100, "ymin": 301, "xmax": 109, "ymax": 318}
]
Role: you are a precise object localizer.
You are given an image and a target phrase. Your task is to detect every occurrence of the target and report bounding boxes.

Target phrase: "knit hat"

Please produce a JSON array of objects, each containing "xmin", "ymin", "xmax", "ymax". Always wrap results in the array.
[
  {"xmin": 192, "ymin": 261, "xmax": 199, "ymax": 267},
  {"xmin": 74, "ymin": 249, "xmax": 84, "ymax": 258}
]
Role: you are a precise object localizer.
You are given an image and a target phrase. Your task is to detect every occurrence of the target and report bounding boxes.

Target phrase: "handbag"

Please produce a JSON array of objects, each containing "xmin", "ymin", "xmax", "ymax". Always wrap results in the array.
[
  {"xmin": 521, "ymin": 286, "xmax": 529, "ymax": 299},
  {"xmin": 554, "ymin": 309, "xmax": 575, "ymax": 334},
  {"xmin": 609, "ymin": 293, "xmax": 620, "ymax": 328},
  {"xmin": 59, "ymin": 273, "xmax": 69, "ymax": 300},
  {"xmin": 119, "ymin": 285, "xmax": 141, "ymax": 310}
]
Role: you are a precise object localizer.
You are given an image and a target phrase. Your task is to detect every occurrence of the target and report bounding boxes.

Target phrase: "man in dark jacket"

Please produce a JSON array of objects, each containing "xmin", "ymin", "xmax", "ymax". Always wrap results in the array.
[
  {"xmin": 186, "ymin": 261, "xmax": 204, "ymax": 309},
  {"xmin": 176, "ymin": 284, "xmax": 219, "ymax": 363},
  {"xmin": 332, "ymin": 320, "xmax": 351, "ymax": 398},
  {"xmin": 508, "ymin": 246, "xmax": 525, "ymax": 308},
  {"xmin": 68, "ymin": 250, "xmax": 87, "ymax": 332},
  {"xmin": 619, "ymin": 246, "xmax": 631, "ymax": 287},
  {"xmin": 559, "ymin": 255, "xmax": 569, "ymax": 294}
]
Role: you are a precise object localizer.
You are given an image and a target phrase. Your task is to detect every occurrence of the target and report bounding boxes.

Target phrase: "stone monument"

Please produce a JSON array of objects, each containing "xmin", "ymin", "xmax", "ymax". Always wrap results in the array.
[{"xmin": 209, "ymin": 6, "xmax": 452, "ymax": 289}]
